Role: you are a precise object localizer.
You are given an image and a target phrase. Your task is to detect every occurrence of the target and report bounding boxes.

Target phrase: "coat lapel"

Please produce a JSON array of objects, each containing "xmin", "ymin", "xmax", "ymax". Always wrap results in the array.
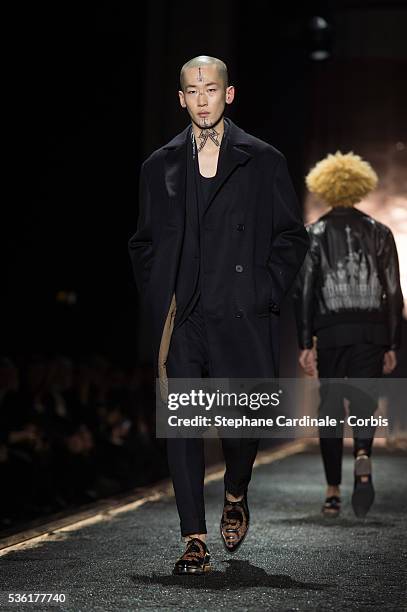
[{"xmin": 163, "ymin": 126, "xmax": 190, "ymax": 226}]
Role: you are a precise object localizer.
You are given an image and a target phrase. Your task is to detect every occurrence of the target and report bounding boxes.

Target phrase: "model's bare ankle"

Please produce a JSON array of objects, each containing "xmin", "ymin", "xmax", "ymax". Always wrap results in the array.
[
  {"xmin": 226, "ymin": 491, "xmax": 244, "ymax": 502},
  {"xmin": 184, "ymin": 533, "xmax": 206, "ymax": 543},
  {"xmin": 327, "ymin": 485, "xmax": 340, "ymax": 497},
  {"xmin": 356, "ymin": 451, "xmax": 370, "ymax": 480}
]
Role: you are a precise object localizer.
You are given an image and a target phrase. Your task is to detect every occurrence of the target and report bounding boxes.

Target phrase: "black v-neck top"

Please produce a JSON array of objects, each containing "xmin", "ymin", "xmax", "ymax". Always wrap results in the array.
[
  {"xmin": 195, "ymin": 118, "xmax": 230, "ymax": 209},
  {"xmin": 199, "ymin": 173, "xmax": 216, "ymax": 205}
]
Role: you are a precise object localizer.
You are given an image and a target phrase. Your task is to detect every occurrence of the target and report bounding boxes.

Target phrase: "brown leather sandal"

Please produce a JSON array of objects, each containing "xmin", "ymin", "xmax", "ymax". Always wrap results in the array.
[
  {"xmin": 220, "ymin": 492, "xmax": 250, "ymax": 553},
  {"xmin": 173, "ymin": 538, "xmax": 211, "ymax": 575}
]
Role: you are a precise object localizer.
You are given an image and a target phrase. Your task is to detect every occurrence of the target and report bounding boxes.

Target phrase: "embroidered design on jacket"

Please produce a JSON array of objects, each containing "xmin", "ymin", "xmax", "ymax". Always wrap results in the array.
[{"xmin": 321, "ymin": 225, "xmax": 382, "ymax": 311}]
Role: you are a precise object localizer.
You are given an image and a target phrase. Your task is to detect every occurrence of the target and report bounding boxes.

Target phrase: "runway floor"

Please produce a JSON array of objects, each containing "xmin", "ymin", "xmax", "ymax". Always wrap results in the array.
[{"xmin": 0, "ymin": 446, "xmax": 406, "ymax": 611}]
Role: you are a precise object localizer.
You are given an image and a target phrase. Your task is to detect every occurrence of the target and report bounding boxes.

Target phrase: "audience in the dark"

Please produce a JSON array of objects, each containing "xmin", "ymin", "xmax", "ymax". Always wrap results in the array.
[{"xmin": 0, "ymin": 354, "xmax": 167, "ymax": 532}]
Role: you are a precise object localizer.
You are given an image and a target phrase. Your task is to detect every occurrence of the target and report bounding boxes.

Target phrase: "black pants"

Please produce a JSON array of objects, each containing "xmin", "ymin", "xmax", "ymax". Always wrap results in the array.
[
  {"xmin": 166, "ymin": 296, "xmax": 259, "ymax": 537},
  {"xmin": 316, "ymin": 343, "xmax": 386, "ymax": 486}
]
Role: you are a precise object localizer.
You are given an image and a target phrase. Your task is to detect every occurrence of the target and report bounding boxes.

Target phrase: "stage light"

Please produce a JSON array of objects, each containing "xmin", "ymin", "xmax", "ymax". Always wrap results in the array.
[
  {"xmin": 308, "ymin": 16, "xmax": 332, "ymax": 61},
  {"xmin": 56, "ymin": 290, "xmax": 77, "ymax": 305}
]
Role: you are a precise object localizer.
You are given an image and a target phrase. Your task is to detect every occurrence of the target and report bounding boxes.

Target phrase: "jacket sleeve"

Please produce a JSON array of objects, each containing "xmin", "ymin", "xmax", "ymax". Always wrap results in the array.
[
  {"xmin": 266, "ymin": 155, "xmax": 310, "ymax": 311},
  {"xmin": 292, "ymin": 228, "xmax": 320, "ymax": 349},
  {"xmin": 378, "ymin": 228, "xmax": 403, "ymax": 350},
  {"xmin": 128, "ymin": 162, "xmax": 155, "ymax": 297}
]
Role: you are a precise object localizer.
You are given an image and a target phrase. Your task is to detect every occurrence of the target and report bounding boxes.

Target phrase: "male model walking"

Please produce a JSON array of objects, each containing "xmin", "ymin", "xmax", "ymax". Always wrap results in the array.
[
  {"xmin": 294, "ymin": 151, "xmax": 403, "ymax": 518},
  {"xmin": 129, "ymin": 55, "xmax": 309, "ymax": 573}
]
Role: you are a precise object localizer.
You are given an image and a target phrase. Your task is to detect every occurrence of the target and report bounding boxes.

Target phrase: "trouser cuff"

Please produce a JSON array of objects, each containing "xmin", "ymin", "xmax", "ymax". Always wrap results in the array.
[
  {"xmin": 224, "ymin": 476, "xmax": 248, "ymax": 498},
  {"xmin": 353, "ymin": 439, "xmax": 373, "ymax": 457},
  {"xmin": 180, "ymin": 522, "xmax": 207, "ymax": 537}
]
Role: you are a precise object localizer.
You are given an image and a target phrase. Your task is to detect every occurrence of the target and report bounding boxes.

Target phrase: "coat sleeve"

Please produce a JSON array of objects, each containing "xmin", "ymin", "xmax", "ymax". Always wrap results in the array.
[
  {"xmin": 378, "ymin": 228, "xmax": 403, "ymax": 350},
  {"xmin": 266, "ymin": 155, "xmax": 310, "ymax": 311},
  {"xmin": 128, "ymin": 162, "xmax": 155, "ymax": 297},
  {"xmin": 292, "ymin": 227, "xmax": 320, "ymax": 349}
]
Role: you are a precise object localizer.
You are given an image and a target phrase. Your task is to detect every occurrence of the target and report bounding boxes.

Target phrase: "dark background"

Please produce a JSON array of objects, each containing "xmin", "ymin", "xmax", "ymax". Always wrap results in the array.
[{"xmin": 4, "ymin": 0, "xmax": 407, "ymax": 371}]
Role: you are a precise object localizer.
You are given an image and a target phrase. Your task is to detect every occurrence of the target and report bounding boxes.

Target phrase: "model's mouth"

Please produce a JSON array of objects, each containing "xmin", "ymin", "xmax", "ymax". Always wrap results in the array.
[{"xmin": 198, "ymin": 112, "xmax": 209, "ymax": 116}]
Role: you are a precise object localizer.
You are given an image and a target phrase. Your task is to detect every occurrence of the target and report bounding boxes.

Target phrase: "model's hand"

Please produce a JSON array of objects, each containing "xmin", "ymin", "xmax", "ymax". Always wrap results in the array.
[
  {"xmin": 383, "ymin": 350, "xmax": 397, "ymax": 374},
  {"xmin": 299, "ymin": 349, "xmax": 317, "ymax": 377}
]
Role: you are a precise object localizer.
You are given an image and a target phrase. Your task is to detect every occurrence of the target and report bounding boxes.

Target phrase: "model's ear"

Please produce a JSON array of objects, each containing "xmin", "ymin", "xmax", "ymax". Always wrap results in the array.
[
  {"xmin": 178, "ymin": 90, "xmax": 186, "ymax": 108},
  {"xmin": 225, "ymin": 85, "xmax": 235, "ymax": 105}
]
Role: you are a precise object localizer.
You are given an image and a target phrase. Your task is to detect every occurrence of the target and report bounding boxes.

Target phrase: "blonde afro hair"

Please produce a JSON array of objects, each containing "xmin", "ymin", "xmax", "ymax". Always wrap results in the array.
[{"xmin": 306, "ymin": 151, "xmax": 378, "ymax": 207}]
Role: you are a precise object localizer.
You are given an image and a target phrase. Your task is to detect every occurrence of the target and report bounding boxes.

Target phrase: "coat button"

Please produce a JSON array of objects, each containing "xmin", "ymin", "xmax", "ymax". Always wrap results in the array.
[
  {"xmin": 235, "ymin": 310, "xmax": 244, "ymax": 318},
  {"xmin": 237, "ymin": 223, "xmax": 245, "ymax": 231},
  {"xmin": 235, "ymin": 264, "xmax": 244, "ymax": 272},
  {"xmin": 269, "ymin": 302, "xmax": 280, "ymax": 314}
]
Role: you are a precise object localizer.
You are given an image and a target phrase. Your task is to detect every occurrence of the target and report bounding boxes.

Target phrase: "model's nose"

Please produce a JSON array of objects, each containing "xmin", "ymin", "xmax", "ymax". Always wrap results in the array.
[{"xmin": 198, "ymin": 93, "xmax": 208, "ymax": 106}]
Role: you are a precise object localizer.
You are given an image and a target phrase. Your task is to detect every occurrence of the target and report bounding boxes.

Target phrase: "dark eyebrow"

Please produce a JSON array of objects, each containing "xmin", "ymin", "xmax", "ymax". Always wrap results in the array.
[{"xmin": 185, "ymin": 82, "xmax": 219, "ymax": 89}]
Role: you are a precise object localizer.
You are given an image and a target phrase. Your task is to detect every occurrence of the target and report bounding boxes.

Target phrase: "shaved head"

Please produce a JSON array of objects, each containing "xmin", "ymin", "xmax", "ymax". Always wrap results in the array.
[{"xmin": 180, "ymin": 55, "xmax": 229, "ymax": 91}]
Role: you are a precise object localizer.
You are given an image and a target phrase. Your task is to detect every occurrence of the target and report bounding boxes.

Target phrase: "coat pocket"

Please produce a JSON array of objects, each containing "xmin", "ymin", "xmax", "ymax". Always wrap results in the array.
[{"xmin": 254, "ymin": 264, "xmax": 274, "ymax": 317}]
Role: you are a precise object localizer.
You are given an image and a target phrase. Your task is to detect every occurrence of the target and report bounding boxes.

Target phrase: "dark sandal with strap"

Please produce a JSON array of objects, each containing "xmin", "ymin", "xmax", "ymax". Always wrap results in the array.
[
  {"xmin": 220, "ymin": 492, "xmax": 250, "ymax": 553},
  {"xmin": 322, "ymin": 495, "xmax": 341, "ymax": 517},
  {"xmin": 173, "ymin": 537, "xmax": 211, "ymax": 575},
  {"xmin": 352, "ymin": 454, "xmax": 374, "ymax": 518}
]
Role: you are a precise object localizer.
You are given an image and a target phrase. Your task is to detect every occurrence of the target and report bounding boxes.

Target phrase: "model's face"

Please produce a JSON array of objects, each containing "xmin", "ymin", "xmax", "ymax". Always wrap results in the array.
[{"xmin": 178, "ymin": 64, "xmax": 234, "ymax": 129}]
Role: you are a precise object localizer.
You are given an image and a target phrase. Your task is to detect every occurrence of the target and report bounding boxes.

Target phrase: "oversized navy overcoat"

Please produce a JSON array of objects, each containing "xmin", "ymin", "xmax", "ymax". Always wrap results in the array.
[{"xmin": 128, "ymin": 119, "xmax": 309, "ymax": 400}]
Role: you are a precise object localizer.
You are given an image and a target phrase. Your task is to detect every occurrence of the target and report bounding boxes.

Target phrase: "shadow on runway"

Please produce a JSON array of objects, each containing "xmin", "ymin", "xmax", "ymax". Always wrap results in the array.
[
  {"xmin": 272, "ymin": 516, "xmax": 393, "ymax": 528},
  {"xmin": 130, "ymin": 558, "xmax": 332, "ymax": 590}
]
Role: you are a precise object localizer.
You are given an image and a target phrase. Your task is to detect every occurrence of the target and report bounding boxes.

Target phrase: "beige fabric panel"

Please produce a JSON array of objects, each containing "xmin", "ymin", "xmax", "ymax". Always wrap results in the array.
[{"xmin": 158, "ymin": 293, "xmax": 177, "ymax": 403}]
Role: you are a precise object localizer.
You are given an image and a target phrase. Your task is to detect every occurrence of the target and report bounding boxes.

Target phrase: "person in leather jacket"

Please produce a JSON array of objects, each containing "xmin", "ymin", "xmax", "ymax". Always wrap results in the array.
[{"xmin": 294, "ymin": 151, "xmax": 403, "ymax": 518}]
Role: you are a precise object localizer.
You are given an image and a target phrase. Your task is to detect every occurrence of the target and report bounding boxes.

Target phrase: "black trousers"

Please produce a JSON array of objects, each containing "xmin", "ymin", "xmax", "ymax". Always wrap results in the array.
[
  {"xmin": 316, "ymin": 343, "xmax": 386, "ymax": 486},
  {"xmin": 166, "ymin": 296, "xmax": 259, "ymax": 537}
]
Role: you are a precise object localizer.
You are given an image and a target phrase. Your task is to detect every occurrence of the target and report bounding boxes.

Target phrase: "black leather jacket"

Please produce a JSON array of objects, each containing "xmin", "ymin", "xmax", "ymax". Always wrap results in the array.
[{"xmin": 293, "ymin": 206, "xmax": 403, "ymax": 350}]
